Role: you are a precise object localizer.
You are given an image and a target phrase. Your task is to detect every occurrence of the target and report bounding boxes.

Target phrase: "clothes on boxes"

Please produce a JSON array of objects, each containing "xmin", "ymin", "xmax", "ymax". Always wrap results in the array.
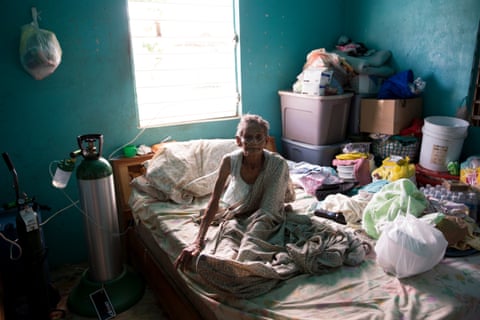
[
  {"xmin": 334, "ymin": 35, "xmax": 394, "ymax": 77},
  {"xmin": 378, "ymin": 70, "xmax": 426, "ymax": 99},
  {"xmin": 334, "ymin": 35, "xmax": 395, "ymax": 94},
  {"xmin": 335, "ymin": 50, "xmax": 394, "ymax": 77}
]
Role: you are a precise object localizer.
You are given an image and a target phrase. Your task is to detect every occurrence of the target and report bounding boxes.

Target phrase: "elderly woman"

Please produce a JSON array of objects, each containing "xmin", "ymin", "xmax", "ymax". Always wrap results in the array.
[
  {"xmin": 175, "ymin": 114, "xmax": 294, "ymax": 270},
  {"xmin": 174, "ymin": 114, "xmax": 368, "ymax": 298}
]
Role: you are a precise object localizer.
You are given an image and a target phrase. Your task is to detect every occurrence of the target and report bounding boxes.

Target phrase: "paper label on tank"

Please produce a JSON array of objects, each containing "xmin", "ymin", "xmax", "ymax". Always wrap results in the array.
[
  {"xmin": 90, "ymin": 288, "xmax": 116, "ymax": 320},
  {"xmin": 430, "ymin": 144, "xmax": 448, "ymax": 165},
  {"xmin": 19, "ymin": 207, "xmax": 39, "ymax": 232}
]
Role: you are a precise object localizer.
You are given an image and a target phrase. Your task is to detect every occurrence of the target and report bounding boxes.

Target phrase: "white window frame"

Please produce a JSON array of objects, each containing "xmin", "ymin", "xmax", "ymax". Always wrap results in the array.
[{"xmin": 127, "ymin": 0, "xmax": 241, "ymax": 128}]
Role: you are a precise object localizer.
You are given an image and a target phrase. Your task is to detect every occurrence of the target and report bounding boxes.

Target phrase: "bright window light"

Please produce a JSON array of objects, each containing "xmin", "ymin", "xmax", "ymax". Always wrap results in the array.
[{"xmin": 127, "ymin": 0, "xmax": 240, "ymax": 128}]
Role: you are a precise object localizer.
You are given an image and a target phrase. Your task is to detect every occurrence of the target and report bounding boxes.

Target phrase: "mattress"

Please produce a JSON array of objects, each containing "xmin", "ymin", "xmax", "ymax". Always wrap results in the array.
[{"xmin": 129, "ymin": 186, "xmax": 480, "ymax": 320}]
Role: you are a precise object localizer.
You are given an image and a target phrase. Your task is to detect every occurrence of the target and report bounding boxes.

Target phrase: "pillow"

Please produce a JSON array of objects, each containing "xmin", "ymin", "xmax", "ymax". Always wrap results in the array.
[
  {"xmin": 130, "ymin": 175, "xmax": 168, "ymax": 201},
  {"xmin": 144, "ymin": 139, "xmax": 239, "ymax": 204}
]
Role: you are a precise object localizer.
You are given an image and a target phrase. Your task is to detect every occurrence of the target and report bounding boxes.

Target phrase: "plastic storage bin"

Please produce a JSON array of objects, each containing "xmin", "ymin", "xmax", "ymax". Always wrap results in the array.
[
  {"xmin": 282, "ymin": 137, "xmax": 342, "ymax": 166},
  {"xmin": 279, "ymin": 91, "xmax": 353, "ymax": 145}
]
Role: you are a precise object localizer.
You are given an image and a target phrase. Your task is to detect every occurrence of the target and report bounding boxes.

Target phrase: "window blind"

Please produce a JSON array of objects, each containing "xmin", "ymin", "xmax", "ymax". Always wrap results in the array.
[{"xmin": 128, "ymin": 0, "xmax": 240, "ymax": 127}]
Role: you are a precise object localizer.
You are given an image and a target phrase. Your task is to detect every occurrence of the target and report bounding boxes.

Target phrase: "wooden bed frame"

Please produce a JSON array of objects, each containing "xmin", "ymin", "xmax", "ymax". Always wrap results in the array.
[
  {"xmin": 110, "ymin": 139, "xmax": 279, "ymax": 319},
  {"xmin": 111, "ymin": 153, "xmax": 207, "ymax": 319}
]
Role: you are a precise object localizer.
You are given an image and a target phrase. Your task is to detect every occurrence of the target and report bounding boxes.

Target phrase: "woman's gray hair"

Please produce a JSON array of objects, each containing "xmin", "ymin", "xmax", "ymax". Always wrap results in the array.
[{"xmin": 236, "ymin": 114, "xmax": 270, "ymax": 137}]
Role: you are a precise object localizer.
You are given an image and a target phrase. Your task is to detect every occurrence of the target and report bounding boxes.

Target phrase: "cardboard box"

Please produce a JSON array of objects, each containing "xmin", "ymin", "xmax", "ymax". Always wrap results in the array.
[
  {"xmin": 301, "ymin": 69, "xmax": 332, "ymax": 95},
  {"xmin": 360, "ymin": 97, "xmax": 423, "ymax": 135}
]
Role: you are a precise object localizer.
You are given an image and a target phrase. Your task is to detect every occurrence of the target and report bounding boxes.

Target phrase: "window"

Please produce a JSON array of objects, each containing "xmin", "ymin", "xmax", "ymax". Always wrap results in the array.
[{"xmin": 127, "ymin": 0, "xmax": 240, "ymax": 128}]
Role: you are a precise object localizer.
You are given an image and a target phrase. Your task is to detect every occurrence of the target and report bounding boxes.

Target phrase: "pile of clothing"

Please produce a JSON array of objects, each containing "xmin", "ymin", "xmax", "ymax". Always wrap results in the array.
[
  {"xmin": 334, "ymin": 35, "xmax": 395, "ymax": 79},
  {"xmin": 334, "ymin": 35, "xmax": 395, "ymax": 94},
  {"xmin": 292, "ymin": 37, "xmax": 427, "ymax": 100}
]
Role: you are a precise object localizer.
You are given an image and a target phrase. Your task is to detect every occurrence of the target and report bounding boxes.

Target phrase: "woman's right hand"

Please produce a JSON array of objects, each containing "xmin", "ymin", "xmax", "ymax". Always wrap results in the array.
[{"xmin": 174, "ymin": 242, "xmax": 202, "ymax": 271}]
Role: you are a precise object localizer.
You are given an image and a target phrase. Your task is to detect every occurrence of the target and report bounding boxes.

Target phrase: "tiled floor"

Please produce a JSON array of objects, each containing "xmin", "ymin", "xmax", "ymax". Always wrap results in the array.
[{"xmin": 50, "ymin": 263, "xmax": 170, "ymax": 320}]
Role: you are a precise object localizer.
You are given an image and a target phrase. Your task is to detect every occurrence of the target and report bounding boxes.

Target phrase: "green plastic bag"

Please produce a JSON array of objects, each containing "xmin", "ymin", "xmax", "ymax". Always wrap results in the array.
[
  {"xmin": 19, "ymin": 8, "xmax": 62, "ymax": 80},
  {"xmin": 362, "ymin": 178, "xmax": 428, "ymax": 239}
]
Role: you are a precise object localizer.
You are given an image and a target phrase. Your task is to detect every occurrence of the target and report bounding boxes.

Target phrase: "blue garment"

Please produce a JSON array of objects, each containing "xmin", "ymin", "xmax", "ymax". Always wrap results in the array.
[{"xmin": 377, "ymin": 69, "xmax": 415, "ymax": 99}]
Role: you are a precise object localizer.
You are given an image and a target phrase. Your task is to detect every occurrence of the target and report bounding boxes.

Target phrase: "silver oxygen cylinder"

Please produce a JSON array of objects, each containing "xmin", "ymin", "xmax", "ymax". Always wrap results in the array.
[{"xmin": 76, "ymin": 134, "xmax": 122, "ymax": 282}]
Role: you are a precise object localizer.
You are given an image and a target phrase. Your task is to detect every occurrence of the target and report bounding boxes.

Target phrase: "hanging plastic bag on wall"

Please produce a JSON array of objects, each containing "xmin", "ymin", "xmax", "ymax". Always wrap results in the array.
[
  {"xmin": 19, "ymin": 8, "xmax": 62, "ymax": 80},
  {"xmin": 375, "ymin": 214, "xmax": 448, "ymax": 279}
]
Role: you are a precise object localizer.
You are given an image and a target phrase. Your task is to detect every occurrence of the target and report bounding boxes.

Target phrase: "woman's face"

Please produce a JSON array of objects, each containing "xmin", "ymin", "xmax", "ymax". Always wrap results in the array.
[{"xmin": 237, "ymin": 123, "xmax": 267, "ymax": 156}]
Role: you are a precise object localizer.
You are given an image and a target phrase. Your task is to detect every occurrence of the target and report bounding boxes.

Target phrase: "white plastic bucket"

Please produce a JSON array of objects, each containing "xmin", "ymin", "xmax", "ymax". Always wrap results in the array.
[{"xmin": 419, "ymin": 116, "xmax": 469, "ymax": 172}]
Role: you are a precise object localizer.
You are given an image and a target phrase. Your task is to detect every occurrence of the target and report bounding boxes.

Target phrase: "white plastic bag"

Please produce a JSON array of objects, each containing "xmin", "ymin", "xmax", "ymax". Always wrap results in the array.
[
  {"xmin": 375, "ymin": 213, "xmax": 448, "ymax": 278},
  {"xmin": 19, "ymin": 8, "xmax": 62, "ymax": 80}
]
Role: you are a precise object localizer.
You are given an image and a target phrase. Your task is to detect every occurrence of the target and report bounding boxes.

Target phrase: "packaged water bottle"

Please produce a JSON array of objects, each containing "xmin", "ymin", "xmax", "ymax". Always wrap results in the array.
[{"xmin": 52, "ymin": 158, "xmax": 76, "ymax": 188}]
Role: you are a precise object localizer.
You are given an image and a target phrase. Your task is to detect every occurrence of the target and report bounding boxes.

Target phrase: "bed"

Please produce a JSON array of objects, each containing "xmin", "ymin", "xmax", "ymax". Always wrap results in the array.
[{"xmin": 111, "ymin": 138, "xmax": 480, "ymax": 320}]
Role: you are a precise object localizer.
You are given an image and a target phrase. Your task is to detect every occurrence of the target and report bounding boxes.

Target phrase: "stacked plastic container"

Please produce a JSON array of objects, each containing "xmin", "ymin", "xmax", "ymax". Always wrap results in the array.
[{"xmin": 279, "ymin": 90, "xmax": 354, "ymax": 166}]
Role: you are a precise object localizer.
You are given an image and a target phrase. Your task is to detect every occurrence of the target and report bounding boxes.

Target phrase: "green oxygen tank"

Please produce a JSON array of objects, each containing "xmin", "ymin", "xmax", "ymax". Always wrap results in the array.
[
  {"xmin": 68, "ymin": 134, "xmax": 145, "ymax": 318},
  {"xmin": 75, "ymin": 134, "xmax": 122, "ymax": 282}
]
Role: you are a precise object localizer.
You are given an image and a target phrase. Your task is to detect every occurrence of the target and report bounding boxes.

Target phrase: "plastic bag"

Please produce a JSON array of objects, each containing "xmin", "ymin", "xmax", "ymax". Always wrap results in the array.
[
  {"xmin": 19, "ymin": 8, "xmax": 62, "ymax": 80},
  {"xmin": 375, "ymin": 214, "xmax": 448, "ymax": 278},
  {"xmin": 460, "ymin": 155, "xmax": 480, "ymax": 187},
  {"xmin": 371, "ymin": 155, "xmax": 416, "ymax": 182},
  {"xmin": 362, "ymin": 179, "xmax": 427, "ymax": 239}
]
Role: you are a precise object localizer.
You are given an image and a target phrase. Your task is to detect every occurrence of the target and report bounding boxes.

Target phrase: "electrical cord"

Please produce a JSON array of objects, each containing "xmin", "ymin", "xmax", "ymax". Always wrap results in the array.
[
  {"xmin": 107, "ymin": 119, "xmax": 176, "ymax": 161},
  {"xmin": 0, "ymin": 231, "xmax": 22, "ymax": 260},
  {"xmin": 107, "ymin": 127, "xmax": 147, "ymax": 160},
  {"xmin": 106, "ymin": 97, "xmax": 183, "ymax": 160},
  {"xmin": 48, "ymin": 161, "xmax": 131, "ymax": 237}
]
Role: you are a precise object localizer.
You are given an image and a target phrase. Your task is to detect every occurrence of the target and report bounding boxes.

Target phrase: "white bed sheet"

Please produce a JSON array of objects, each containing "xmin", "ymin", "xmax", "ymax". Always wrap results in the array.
[{"xmin": 129, "ymin": 186, "xmax": 480, "ymax": 320}]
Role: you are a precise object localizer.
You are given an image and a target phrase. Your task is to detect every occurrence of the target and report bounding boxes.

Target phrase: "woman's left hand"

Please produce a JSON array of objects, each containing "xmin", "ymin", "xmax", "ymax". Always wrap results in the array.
[{"xmin": 174, "ymin": 242, "xmax": 202, "ymax": 271}]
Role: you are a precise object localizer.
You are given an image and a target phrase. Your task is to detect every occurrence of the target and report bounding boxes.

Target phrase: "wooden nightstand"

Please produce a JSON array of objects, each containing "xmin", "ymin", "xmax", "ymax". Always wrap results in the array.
[{"xmin": 110, "ymin": 154, "xmax": 153, "ymax": 229}]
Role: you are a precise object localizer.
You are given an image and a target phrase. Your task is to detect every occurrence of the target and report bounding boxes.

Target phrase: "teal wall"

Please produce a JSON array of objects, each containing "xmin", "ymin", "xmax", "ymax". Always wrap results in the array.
[
  {"xmin": 0, "ymin": 0, "xmax": 343, "ymax": 267},
  {"xmin": 238, "ymin": 0, "xmax": 344, "ymax": 137},
  {"xmin": 0, "ymin": 0, "xmax": 478, "ymax": 267}
]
